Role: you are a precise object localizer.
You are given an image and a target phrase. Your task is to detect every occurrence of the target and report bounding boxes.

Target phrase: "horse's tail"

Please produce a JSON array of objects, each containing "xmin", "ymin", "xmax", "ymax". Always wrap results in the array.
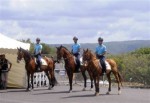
[{"xmin": 118, "ymin": 72, "xmax": 123, "ymax": 87}]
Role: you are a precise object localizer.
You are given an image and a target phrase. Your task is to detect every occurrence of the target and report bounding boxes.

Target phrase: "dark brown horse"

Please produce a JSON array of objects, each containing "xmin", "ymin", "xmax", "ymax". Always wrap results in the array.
[
  {"xmin": 17, "ymin": 47, "xmax": 56, "ymax": 91},
  {"xmin": 82, "ymin": 49, "xmax": 123, "ymax": 96},
  {"xmin": 56, "ymin": 45, "xmax": 93, "ymax": 92}
]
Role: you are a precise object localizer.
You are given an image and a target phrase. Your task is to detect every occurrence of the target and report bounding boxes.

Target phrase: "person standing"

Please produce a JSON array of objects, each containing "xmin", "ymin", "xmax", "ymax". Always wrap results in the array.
[
  {"xmin": 34, "ymin": 38, "xmax": 43, "ymax": 71},
  {"xmin": 0, "ymin": 54, "xmax": 12, "ymax": 89},
  {"xmin": 95, "ymin": 37, "xmax": 107, "ymax": 75},
  {"xmin": 71, "ymin": 36, "xmax": 81, "ymax": 72},
  {"xmin": 0, "ymin": 54, "xmax": 3, "ymax": 89}
]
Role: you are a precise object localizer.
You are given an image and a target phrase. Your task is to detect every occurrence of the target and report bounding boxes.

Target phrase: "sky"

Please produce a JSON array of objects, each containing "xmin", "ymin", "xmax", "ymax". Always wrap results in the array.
[{"xmin": 0, "ymin": 0, "xmax": 150, "ymax": 44}]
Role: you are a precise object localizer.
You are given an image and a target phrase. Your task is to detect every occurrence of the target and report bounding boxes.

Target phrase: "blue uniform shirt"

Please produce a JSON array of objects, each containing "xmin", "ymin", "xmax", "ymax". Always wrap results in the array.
[
  {"xmin": 72, "ymin": 43, "xmax": 81, "ymax": 54},
  {"xmin": 34, "ymin": 44, "xmax": 42, "ymax": 55},
  {"xmin": 95, "ymin": 44, "xmax": 106, "ymax": 55}
]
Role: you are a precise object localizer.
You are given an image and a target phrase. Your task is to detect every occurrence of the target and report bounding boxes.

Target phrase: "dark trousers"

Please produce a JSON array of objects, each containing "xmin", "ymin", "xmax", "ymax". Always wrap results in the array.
[
  {"xmin": 73, "ymin": 53, "xmax": 80, "ymax": 71},
  {"xmin": 98, "ymin": 56, "xmax": 106, "ymax": 73},
  {"xmin": 0, "ymin": 71, "xmax": 2, "ymax": 89},
  {"xmin": 34, "ymin": 54, "xmax": 42, "ymax": 67}
]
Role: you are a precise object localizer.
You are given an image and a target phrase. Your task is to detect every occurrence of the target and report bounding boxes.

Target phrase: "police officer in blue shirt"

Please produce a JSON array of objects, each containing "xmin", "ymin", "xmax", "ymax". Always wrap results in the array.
[
  {"xmin": 95, "ymin": 37, "xmax": 106, "ymax": 75},
  {"xmin": 34, "ymin": 38, "xmax": 42, "ymax": 71},
  {"xmin": 72, "ymin": 36, "xmax": 81, "ymax": 72}
]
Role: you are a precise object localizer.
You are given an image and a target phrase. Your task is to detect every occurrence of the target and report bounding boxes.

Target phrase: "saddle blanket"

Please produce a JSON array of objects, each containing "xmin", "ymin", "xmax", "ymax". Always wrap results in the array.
[
  {"xmin": 99, "ymin": 61, "xmax": 111, "ymax": 70},
  {"xmin": 35, "ymin": 58, "xmax": 47, "ymax": 66},
  {"xmin": 73, "ymin": 56, "xmax": 83, "ymax": 65}
]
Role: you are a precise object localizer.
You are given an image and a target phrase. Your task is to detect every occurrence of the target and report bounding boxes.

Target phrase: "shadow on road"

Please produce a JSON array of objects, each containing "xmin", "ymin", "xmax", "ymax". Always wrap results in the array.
[
  {"xmin": 2, "ymin": 89, "xmax": 27, "ymax": 93},
  {"xmin": 33, "ymin": 90, "xmax": 86, "ymax": 95},
  {"xmin": 62, "ymin": 93, "xmax": 119, "ymax": 99},
  {"xmin": 33, "ymin": 91, "xmax": 69, "ymax": 95}
]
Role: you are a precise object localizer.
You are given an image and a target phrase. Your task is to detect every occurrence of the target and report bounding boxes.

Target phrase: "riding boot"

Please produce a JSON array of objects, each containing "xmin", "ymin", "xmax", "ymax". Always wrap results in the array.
[
  {"xmin": 100, "ymin": 59, "xmax": 106, "ymax": 75},
  {"xmin": 75, "ymin": 59, "xmax": 80, "ymax": 73},
  {"xmin": 36, "ymin": 61, "xmax": 41, "ymax": 71}
]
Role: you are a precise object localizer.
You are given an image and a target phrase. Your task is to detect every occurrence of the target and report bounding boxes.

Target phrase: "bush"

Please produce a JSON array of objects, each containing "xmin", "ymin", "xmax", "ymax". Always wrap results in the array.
[{"xmin": 108, "ymin": 48, "xmax": 150, "ymax": 85}]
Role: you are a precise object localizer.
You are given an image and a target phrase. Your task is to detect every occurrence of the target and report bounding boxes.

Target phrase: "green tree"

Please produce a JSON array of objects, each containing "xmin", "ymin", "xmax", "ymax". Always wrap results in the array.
[{"xmin": 18, "ymin": 39, "xmax": 56, "ymax": 57}]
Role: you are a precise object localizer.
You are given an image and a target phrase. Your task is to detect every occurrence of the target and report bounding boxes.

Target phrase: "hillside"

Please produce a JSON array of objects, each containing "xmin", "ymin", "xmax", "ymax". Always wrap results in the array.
[{"xmin": 49, "ymin": 40, "xmax": 150, "ymax": 54}]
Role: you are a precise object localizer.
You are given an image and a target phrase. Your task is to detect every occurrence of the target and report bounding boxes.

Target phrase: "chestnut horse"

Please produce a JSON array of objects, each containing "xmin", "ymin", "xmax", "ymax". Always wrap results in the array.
[
  {"xmin": 56, "ymin": 45, "xmax": 93, "ymax": 92},
  {"xmin": 82, "ymin": 49, "xmax": 122, "ymax": 96},
  {"xmin": 17, "ymin": 47, "xmax": 56, "ymax": 91}
]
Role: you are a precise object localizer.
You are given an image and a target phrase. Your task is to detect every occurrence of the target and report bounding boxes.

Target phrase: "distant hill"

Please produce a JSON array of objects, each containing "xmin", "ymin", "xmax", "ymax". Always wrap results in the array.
[{"xmin": 49, "ymin": 40, "xmax": 150, "ymax": 54}]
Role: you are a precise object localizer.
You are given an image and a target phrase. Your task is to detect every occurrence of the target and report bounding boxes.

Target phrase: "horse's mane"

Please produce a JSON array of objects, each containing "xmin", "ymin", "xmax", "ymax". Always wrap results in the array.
[
  {"xmin": 59, "ymin": 45, "xmax": 72, "ymax": 54},
  {"xmin": 20, "ymin": 48, "xmax": 33, "ymax": 59},
  {"xmin": 87, "ymin": 50, "xmax": 97, "ymax": 59}
]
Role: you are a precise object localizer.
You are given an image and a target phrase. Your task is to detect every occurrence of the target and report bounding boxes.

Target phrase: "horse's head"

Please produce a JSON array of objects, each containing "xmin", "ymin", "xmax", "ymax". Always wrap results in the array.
[
  {"xmin": 17, "ymin": 47, "xmax": 24, "ymax": 63},
  {"xmin": 82, "ymin": 49, "xmax": 93, "ymax": 63},
  {"xmin": 56, "ymin": 45, "xmax": 64, "ymax": 63}
]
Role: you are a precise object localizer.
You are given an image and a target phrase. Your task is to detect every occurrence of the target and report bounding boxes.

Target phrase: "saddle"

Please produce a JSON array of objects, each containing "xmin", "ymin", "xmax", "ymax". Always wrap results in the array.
[
  {"xmin": 34, "ymin": 58, "xmax": 48, "ymax": 72},
  {"xmin": 35, "ymin": 58, "xmax": 48, "ymax": 66},
  {"xmin": 99, "ymin": 60, "xmax": 111, "ymax": 71}
]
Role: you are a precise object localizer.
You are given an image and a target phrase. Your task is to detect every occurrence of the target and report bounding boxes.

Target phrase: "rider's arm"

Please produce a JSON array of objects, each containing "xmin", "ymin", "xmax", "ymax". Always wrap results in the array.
[
  {"xmin": 38, "ymin": 45, "xmax": 42, "ymax": 55},
  {"xmin": 78, "ymin": 44, "xmax": 81, "ymax": 53},
  {"xmin": 7, "ymin": 60, "xmax": 12, "ymax": 71}
]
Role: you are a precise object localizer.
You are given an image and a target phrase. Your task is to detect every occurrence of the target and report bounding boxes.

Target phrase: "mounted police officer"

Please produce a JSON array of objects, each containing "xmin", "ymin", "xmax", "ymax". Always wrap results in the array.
[
  {"xmin": 95, "ymin": 37, "xmax": 107, "ymax": 75},
  {"xmin": 71, "ymin": 36, "xmax": 81, "ymax": 72},
  {"xmin": 34, "ymin": 38, "xmax": 42, "ymax": 71}
]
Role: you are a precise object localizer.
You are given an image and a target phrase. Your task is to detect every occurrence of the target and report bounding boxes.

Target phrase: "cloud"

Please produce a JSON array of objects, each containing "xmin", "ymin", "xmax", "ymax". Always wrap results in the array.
[{"xmin": 0, "ymin": 0, "xmax": 149, "ymax": 44}]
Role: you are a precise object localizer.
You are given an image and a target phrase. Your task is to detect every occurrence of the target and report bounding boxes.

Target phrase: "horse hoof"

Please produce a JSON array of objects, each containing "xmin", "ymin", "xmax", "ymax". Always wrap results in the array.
[
  {"xmin": 48, "ymin": 87, "xmax": 52, "ymax": 90},
  {"xmin": 82, "ymin": 88, "xmax": 86, "ymax": 91},
  {"xmin": 118, "ymin": 90, "xmax": 121, "ymax": 95},
  {"xmin": 90, "ymin": 88, "xmax": 94, "ymax": 91},
  {"xmin": 69, "ymin": 90, "xmax": 72, "ymax": 93},
  {"xmin": 106, "ymin": 91, "xmax": 110, "ymax": 95},
  {"xmin": 26, "ymin": 89, "xmax": 30, "ymax": 92},
  {"xmin": 95, "ymin": 92, "xmax": 99, "ymax": 96}
]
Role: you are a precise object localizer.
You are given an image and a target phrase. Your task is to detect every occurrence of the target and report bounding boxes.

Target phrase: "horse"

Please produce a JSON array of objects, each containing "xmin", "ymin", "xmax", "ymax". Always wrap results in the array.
[
  {"xmin": 17, "ymin": 47, "xmax": 56, "ymax": 91},
  {"xmin": 82, "ymin": 49, "xmax": 123, "ymax": 96},
  {"xmin": 56, "ymin": 45, "xmax": 94, "ymax": 92}
]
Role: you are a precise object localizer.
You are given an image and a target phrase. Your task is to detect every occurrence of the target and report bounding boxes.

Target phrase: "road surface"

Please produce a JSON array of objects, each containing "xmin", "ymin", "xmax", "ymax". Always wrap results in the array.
[{"xmin": 0, "ymin": 85, "xmax": 149, "ymax": 103}]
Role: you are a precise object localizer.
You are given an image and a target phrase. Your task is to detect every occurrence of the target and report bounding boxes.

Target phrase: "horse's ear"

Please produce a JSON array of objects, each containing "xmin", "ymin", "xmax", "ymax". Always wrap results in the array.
[
  {"xmin": 86, "ymin": 48, "xmax": 88, "ymax": 52},
  {"xmin": 83, "ymin": 49, "xmax": 85, "ymax": 52},
  {"xmin": 17, "ymin": 47, "xmax": 21, "ymax": 50}
]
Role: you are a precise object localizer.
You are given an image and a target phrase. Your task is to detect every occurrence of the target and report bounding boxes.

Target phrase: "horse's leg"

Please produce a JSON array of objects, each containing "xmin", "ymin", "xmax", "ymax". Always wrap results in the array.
[
  {"xmin": 113, "ymin": 71, "xmax": 121, "ymax": 95},
  {"xmin": 88, "ymin": 71, "xmax": 94, "ymax": 90},
  {"xmin": 95, "ymin": 76, "xmax": 100, "ymax": 96},
  {"xmin": 93, "ymin": 76, "xmax": 97, "ymax": 95},
  {"xmin": 81, "ymin": 71, "xmax": 87, "ymax": 91},
  {"xmin": 90, "ymin": 76, "xmax": 94, "ymax": 91},
  {"xmin": 106, "ymin": 71, "xmax": 111, "ymax": 94},
  {"xmin": 67, "ymin": 70, "xmax": 73, "ymax": 93},
  {"xmin": 26, "ymin": 72, "xmax": 30, "ymax": 91},
  {"xmin": 31, "ymin": 73, "xmax": 34, "ymax": 90},
  {"xmin": 45, "ymin": 71, "xmax": 52, "ymax": 90},
  {"xmin": 50, "ymin": 69, "xmax": 55, "ymax": 88}
]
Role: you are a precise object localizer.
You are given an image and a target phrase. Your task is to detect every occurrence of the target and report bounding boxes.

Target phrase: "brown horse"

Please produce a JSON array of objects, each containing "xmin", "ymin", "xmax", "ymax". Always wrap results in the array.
[
  {"xmin": 56, "ymin": 45, "xmax": 94, "ymax": 92},
  {"xmin": 82, "ymin": 49, "xmax": 123, "ymax": 96},
  {"xmin": 17, "ymin": 47, "xmax": 56, "ymax": 91}
]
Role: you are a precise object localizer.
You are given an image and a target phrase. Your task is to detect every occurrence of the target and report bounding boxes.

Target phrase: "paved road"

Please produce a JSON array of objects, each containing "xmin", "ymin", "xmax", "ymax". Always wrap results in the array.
[{"xmin": 0, "ymin": 85, "xmax": 149, "ymax": 103}]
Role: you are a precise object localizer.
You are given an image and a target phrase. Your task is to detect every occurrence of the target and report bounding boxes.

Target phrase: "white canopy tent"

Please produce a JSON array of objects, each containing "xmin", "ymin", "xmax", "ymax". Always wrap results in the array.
[
  {"xmin": 0, "ymin": 33, "xmax": 30, "ymax": 88},
  {"xmin": 0, "ymin": 33, "xmax": 30, "ymax": 50}
]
